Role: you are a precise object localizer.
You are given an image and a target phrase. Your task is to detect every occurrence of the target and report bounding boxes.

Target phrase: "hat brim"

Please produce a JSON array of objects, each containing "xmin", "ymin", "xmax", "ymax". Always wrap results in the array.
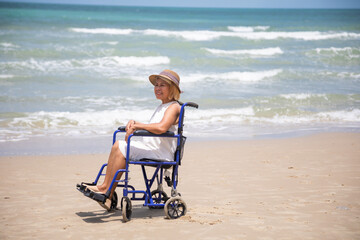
[{"xmin": 149, "ymin": 74, "xmax": 181, "ymax": 92}]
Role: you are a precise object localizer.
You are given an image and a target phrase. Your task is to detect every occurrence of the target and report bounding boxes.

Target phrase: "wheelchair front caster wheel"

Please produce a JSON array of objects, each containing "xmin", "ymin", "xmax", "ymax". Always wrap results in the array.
[
  {"xmin": 110, "ymin": 191, "xmax": 118, "ymax": 211},
  {"xmin": 164, "ymin": 196, "xmax": 187, "ymax": 219},
  {"xmin": 121, "ymin": 197, "xmax": 132, "ymax": 222}
]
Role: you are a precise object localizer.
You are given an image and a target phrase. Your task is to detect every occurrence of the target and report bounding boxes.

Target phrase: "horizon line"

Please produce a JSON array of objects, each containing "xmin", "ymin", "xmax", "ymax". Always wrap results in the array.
[{"xmin": 1, "ymin": 1, "xmax": 360, "ymax": 10}]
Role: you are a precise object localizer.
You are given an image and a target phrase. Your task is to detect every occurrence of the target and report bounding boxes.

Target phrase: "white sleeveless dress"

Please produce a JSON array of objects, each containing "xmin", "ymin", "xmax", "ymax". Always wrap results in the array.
[{"xmin": 118, "ymin": 101, "xmax": 178, "ymax": 162}]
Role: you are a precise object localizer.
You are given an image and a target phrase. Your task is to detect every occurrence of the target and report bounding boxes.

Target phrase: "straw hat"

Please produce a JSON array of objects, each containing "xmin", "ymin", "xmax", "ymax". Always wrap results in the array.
[{"xmin": 149, "ymin": 69, "xmax": 181, "ymax": 93}]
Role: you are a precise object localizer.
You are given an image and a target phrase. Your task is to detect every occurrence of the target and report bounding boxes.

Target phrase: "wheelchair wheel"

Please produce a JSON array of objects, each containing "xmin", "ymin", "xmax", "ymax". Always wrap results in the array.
[
  {"xmin": 148, "ymin": 190, "xmax": 169, "ymax": 209},
  {"xmin": 164, "ymin": 196, "xmax": 187, "ymax": 219},
  {"xmin": 121, "ymin": 196, "xmax": 132, "ymax": 222},
  {"xmin": 110, "ymin": 191, "xmax": 118, "ymax": 210}
]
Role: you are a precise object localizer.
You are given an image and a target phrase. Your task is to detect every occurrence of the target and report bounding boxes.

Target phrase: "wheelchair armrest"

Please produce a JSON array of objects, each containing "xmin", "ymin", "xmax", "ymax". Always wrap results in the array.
[
  {"xmin": 133, "ymin": 130, "xmax": 175, "ymax": 137},
  {"xmin": 118, "ymin": 126, "xmax": 126, "ymax": 131}
]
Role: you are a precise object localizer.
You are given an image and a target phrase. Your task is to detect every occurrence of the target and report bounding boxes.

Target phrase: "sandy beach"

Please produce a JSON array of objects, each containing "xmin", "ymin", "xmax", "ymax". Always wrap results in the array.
[{"xmin": 0, "ymin": 132, "xmax": 359, "ymax": 239}]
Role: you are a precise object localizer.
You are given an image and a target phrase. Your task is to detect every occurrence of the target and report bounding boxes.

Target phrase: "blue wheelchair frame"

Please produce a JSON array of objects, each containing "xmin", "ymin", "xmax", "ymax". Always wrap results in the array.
[{"xmin": 77, "ymin": 101, "xmax": 198, "ymax": 221}]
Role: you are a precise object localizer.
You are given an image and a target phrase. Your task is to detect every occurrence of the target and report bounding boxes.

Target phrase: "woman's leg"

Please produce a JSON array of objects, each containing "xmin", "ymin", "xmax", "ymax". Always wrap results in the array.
[{"xmin": 96, "ymin": 140, "xmax": 126, "ymax": 196}]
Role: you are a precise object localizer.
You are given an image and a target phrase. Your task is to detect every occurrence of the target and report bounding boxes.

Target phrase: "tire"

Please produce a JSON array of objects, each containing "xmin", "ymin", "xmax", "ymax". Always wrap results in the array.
[
  {"xmin": 164, "ymin": 196, "xmax": 187, "ymax": 219},
  {"xmin": 148, "ymin": 190, "xmax": 169, "ymax": 209},
  {"xmin": 121, "ymin": 196, "xmax": 132, "ymax": 222},
  {"xmin": 110, "ymin": 191, "xmax": 118, "ymax": 211}
]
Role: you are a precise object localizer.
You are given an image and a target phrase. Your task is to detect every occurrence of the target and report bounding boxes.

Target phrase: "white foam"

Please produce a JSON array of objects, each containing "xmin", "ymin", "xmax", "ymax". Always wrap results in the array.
[
  {"xmin": 228, "ymin": 26, "xmax": 270, "ymax": 32},
  {"xmin": 142, "ymin": 29, "xmax": 221, "ymax": 41},
  {"xmin": 315, "ymin": 47, "xmax": 360, "ymax": 59},
  {"xmin": 70, "ymin": 28, "xmax": 133, "ymax": 35},
  {"xmin": 321, "ymin": 71, "xmax": 360, "ymax": 79},
  {"xmin": 143, "ymin": 29, "xmax": 360, "ymax": 41},
  {"xmin": 9, "ymin": 109, "xmax": 154, "ymax": 131},
  {"xmin": 185, "ymin": 108, "xmax": 360, "ymax": 127},
  {"xmin": 97, "ymin": 56, "xmax": 170, "ymax": 67},
  {"xmin": 204, "ymin": 47, "xmax": 283, "ymax": 57},
  {"xmin": 3, "ymin": 107, "xmax": 360, "ymax": 142},
  {"xmin": 315, "ymin": 47, "xmax": 358, "ymax": 53},
  {"xmin": 317, "ymin": 109, "xmax": 360, "ymax": 122},
  {"xmin": 61, "ymin": 96, "xmax": 152, "ymax": 107},
  {"xmin": 0, "ymin": 42, "xmax": 19, "ymax": 49},
  {"xmin": 280, "ymin": 93, "xmax": 327, "ymax": 100},
  {"xmin": 3, "ymin": 56, "xmax": 170, "ymax": 73},
  {"xmin": 184, "ymin": 69, "xmax": 283, "ymax": 83},
  {"xmin": 0, "ymin": 74, "xmax": 15, "ymax": 79},
  {"xmin": 69, "ymin": 27, "xmax": 360, "ymax": 41}
]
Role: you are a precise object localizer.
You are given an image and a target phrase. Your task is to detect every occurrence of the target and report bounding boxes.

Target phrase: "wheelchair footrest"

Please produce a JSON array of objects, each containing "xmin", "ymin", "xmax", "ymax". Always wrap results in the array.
[{"xmin": 76, "ymin": 182, "xmax": 107, "ymax": 203}]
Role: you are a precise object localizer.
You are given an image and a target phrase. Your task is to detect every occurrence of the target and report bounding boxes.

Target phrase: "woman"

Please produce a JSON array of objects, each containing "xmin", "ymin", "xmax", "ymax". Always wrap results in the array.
[{"xmin": 85, "ymin": 69, "xmax": 182, "ymax": 210}]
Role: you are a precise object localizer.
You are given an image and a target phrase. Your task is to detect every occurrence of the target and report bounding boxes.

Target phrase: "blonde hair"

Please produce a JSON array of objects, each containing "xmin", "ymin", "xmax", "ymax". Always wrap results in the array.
[{"xmin": 163, "ymin": 79, "xmax": 180, "ymax": 101}]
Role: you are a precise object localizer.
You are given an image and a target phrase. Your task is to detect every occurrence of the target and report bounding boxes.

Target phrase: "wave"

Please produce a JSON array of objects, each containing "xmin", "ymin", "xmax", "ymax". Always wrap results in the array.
[
  {"xmin": 315, "ymin": 47, "xmax": 360, "ymax": 59},
  {"xmin": 7, "ymin": 108, "xmax": 360, "ymax": 129},
  {"xmin": 320, "ymin": 71, "xmax": 360, "ymax": 79},
  {"xmin": 317, "ymin": 109, "xmax": 360, "ymax": 122},
  {"xmin": 227, "ymin": 26, "xmax": 270, "ymax": 32},
  {"xmin": 1, "ymin": 56, "xmax": 170, "ymax": 73},
  {"xmin": 2, "ymin": 106, "xmax": 359, "ymax": 142},
  {"xmin": 280, "ymin": 93, "xmax": 328, "ymax": 100},
  {"xmin": 0, "ymin": 42, "xmax": 19, "ymax": 49},
  {"xmin": 7, "ymin": 108, "xmax": 154, "ymax": 131},
  {"xmin": 188, "ymin": 108, "xmax": 360, "ymax": 125},
  {"xmin": 183, "ymin": 69, "xmax": 283, "ymax": 83},
  {"xmin": 204, "ymin": 47, "xmax": 283, "ymax": 57},
  {"xmin": 70, "ymin": 28, "xmax": 133, "ymax": 35},
  {"xmin": 70, "ymin": 27, "xmax": 360, "ymax": 41},
  {"xmin": 0, "ymin": 74, "xmax": 15, "ymax": 79}
]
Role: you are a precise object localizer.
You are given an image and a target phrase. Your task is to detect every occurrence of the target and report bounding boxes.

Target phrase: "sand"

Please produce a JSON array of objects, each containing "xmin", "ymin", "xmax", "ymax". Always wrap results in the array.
[{"xmin": 0, "ymin": 132, "xmax": 359, "ymax": 239}]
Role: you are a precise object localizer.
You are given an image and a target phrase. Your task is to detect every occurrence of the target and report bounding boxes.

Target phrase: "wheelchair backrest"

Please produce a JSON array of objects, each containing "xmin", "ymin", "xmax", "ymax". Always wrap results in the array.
[{"xmin": 175, "ymin": 102, "xmax": 198, "ymax": 162}]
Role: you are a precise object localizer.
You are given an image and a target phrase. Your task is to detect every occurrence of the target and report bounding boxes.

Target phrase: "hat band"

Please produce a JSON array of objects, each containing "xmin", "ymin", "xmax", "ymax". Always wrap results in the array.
[{"xmin": 159, "ymin": 71, "xmax": 179, "ymax": 86}]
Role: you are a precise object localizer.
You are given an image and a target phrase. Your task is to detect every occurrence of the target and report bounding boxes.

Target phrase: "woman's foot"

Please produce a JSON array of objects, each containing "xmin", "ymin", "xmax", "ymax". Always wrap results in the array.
[{"xmin": 84, "ymin": 184, "xmax": 101, "ymax": 193}]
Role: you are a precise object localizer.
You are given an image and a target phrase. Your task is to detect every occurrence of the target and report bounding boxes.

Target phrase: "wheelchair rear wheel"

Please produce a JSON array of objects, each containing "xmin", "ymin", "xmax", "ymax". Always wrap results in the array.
[
  {"xmin": 148, "ymin": 190, "xmax": 169, "ymax": 209},
  {"xmin": 164, "ymin": 196, "xmax": 187, "ymax": 219},
  {"xmin": 121, "ymin": 196, "xmax": 132, "ymax": 222}
]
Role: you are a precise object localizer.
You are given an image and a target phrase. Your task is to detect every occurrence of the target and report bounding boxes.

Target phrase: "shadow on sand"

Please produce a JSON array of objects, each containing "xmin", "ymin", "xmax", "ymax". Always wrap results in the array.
[{"xmin": 76, "ymin": 204, "xmax": 167, "ymax": 223}]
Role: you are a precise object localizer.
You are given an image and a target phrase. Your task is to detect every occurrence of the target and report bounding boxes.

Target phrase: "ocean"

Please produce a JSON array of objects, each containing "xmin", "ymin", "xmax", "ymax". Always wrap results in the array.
[{"xmin": 1, "ymin": 2, "xmax": 360, "ymax": 155}]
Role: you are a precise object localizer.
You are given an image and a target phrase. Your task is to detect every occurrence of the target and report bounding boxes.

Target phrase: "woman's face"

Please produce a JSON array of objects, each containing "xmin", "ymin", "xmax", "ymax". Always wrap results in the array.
[{"xmin": 154, "ymin": 78, "xmax": 171, "ymax": 102}]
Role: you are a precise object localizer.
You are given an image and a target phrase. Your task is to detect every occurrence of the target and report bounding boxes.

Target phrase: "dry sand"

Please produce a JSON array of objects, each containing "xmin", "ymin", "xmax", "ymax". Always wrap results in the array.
[{"xmin": 0, "ymin": 132, "xmax": 359, "ymax": 239}]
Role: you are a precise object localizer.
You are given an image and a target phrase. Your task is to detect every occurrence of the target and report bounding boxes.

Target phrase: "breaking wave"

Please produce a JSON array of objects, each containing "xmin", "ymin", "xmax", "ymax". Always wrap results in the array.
[
  {"xmin": 183, "ymin": 69, "xmax": 283, "ymax": 83},
  {"xmin": 204, "ymin": 47, "xmax": 283, "ymax": 57},
  {"xmin": 0, "ymin": 56, "xmax": 170, "ymax": 73},
  {"xmin": 70, "ymin": 27, "xmax": 360, "ymax": 41}
]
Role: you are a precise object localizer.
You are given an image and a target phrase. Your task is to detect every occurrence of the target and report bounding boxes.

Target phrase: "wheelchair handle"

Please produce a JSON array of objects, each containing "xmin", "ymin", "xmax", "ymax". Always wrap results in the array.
[{"xmin": 181, "ymin": 102, "xmax": 198, "ymax": 109}]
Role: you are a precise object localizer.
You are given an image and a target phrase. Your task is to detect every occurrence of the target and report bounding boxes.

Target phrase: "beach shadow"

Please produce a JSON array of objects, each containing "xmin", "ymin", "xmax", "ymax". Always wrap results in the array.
[{"xmin": 76, "ymin": 204, "xmax": 166, "ymax": 223}]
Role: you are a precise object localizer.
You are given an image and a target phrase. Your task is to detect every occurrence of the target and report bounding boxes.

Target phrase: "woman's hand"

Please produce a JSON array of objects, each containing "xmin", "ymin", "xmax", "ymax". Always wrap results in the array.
[
  {"xmin": 125, "ymin": 126, "xmax": 136, "ymax": 143},
  {"xmin": 125, "ymin": 120, "xmax": 136, "ymax": 131}
]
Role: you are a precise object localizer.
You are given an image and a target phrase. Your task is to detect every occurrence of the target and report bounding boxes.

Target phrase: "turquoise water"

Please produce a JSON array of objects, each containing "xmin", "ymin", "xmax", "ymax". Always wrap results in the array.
[{"xmin": 1, "ymin": 2, "xmax": 360, "ymax": 155}]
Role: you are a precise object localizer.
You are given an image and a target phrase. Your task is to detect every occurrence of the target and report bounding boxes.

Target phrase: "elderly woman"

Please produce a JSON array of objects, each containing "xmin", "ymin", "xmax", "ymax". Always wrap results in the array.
[{"xmin": 85, "ymin": 69, "xmax": 182, "ymax": 210}]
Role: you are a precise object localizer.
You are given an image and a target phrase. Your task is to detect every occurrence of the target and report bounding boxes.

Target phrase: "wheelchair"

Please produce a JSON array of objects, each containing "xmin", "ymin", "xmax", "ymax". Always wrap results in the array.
[{"xmin": 76, "ymin": 102, "xmax": 198, "ymax": 222}]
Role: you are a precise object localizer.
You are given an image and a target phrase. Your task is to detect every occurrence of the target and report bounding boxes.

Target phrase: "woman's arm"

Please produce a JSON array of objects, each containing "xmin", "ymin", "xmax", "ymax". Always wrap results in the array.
[{"xmin": 132, "ymin": 103, "xmax": 180, "ymax": 135}]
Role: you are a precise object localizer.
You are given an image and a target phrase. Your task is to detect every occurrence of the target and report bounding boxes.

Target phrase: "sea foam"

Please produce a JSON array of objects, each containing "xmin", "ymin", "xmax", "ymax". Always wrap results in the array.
[
  {"xmin": 280, "ymin": 93, "xmax": 327, "ymax": 100},
  {"xmin": 204, "ymin": 47, "xmax": 283, "ymax": 57},
  {"xmin": 227, "ymin": 26, "xmax": 270, "ymax": 32},
  {"xmin": 70, "ymin": 28, "xmax": 133, "ymax": 35},
  {"xmin": 315, "ymin": 47, "xmax": 360, "ymax": 59},
  {"xmin": 70, "ymin": 27, "xmax": 360, "ymax": 41},
  {"xmin": 184, "ymin": 69, "xmax": 283, "ymax": 83},
  {"xmin": 2, "ymin": 56, "xmax": 170, "ymax": 73}
]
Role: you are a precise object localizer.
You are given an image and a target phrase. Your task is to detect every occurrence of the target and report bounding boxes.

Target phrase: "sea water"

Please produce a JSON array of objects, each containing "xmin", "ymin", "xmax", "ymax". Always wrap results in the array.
[{"xmin": 0, "ymin": 2, "xmax": 359, "ymax": 155}]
